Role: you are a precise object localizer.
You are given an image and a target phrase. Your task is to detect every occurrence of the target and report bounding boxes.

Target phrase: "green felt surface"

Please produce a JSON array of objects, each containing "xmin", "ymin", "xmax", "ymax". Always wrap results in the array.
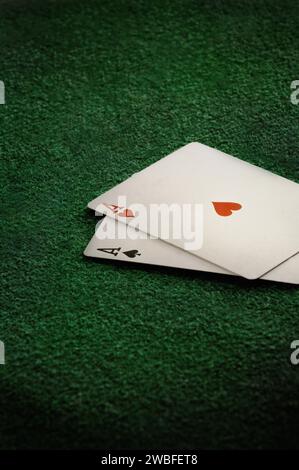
[{"xmin": 1, "ymin": 0, "xmax": 299, "ymax": 449}]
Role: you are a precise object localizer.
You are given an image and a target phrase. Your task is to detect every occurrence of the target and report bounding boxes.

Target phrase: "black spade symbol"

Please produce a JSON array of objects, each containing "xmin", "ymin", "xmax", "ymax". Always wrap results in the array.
[{"xmin": 123, "ymin": 250, "xmax": 141, "ymax": 258}]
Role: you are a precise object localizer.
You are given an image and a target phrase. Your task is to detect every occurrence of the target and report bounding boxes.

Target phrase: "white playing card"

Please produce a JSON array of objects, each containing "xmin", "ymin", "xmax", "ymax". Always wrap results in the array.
[
  {"xmin": 88, "ymin": 143, "xmax": 299, "ymax": 280},
  {"xmin": 85, "ymin": 216, "xmax": 299, "ymax": 284},
  {"xmin": 262, "ymin": 254, "xmax": 299, "ymax": 284},
  {"xmin": 84, "ymin": 216, "xmax": 232, "ymax": 274}
]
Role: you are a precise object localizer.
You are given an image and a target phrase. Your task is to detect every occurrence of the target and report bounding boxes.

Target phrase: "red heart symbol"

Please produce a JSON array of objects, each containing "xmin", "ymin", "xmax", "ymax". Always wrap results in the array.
[
  {"xmin": 212, "ymin": 201, "xmax": 242, "ymax": 217},
  {"xmin": 117, "ymin": 208, "xmax": 135, "ymax": 218}
]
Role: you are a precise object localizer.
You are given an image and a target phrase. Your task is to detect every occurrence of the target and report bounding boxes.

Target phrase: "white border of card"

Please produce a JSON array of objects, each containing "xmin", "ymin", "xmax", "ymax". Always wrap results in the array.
[{"xmin": 86, "ymin": 142, "xmax": 299, "ymax": 283}]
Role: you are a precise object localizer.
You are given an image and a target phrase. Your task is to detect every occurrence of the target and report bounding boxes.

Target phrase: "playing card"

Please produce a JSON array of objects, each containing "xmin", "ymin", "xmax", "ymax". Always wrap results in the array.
[
  {"xmin": 84, "ymin": 215, "xmax": 230, "ymax": 274},
  {"xmin": 262, "ymin": 254, "xmax": 299, "ymax": 284},
  {"xmin": 85, "ymin": 216, "xmax": 299, "ymax": 284},
  {"xmin": 88, "ymin": 143, "xmax": 299, "ymax": 280}
]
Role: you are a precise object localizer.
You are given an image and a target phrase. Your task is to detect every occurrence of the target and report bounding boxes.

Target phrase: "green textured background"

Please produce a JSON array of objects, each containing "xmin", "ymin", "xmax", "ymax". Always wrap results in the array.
[{"xmin": 1, "ymin": 0, "xmax": 299, "ymax": 449}]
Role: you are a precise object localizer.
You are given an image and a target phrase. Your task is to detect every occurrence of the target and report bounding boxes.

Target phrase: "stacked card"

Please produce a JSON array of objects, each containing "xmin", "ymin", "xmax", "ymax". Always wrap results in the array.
[{"xmin": 85, "ymin": 143, "xmax": 299, "ymax": 284}]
